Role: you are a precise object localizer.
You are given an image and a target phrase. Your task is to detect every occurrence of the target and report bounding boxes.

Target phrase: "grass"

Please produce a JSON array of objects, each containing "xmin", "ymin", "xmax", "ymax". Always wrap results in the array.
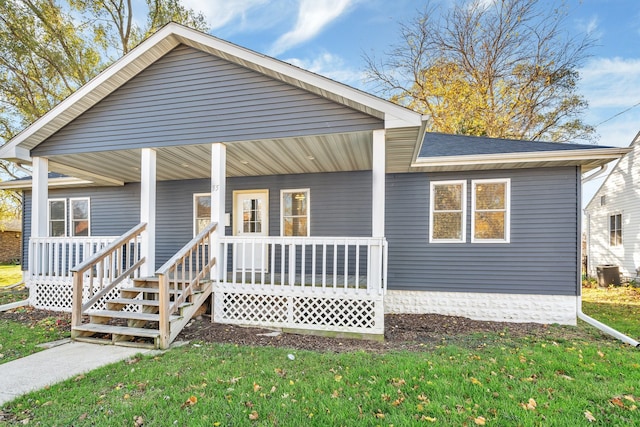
[
  {"xmin": 0, "ymin": 286, "xmax": 638, "ymax": 425},
  {"xmin": 582, "ymin": 285, "xmax": 640, "ymax": 339},
  {"xmin": 0, "ymin": 264, "xmax": 22, "ymax": 287},
  {"xmin": 0, "ymin": 311, "xmax": 70, "ymax": 364},
  {"xmin": 2, "ymin": 334, "xmax": 640, "ymax": 425}
]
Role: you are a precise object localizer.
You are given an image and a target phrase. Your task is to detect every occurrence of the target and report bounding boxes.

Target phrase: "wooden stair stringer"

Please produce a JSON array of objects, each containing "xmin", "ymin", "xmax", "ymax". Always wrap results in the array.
[{"xmin": 169, "ymin": 285, "xmax": 212, "ymax": 344}]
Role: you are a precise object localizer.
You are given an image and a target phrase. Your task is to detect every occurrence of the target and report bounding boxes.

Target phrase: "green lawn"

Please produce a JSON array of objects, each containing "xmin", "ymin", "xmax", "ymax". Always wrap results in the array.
[
  {"xmin": 582, "ymin": 285, "xmax": 640, "ymax": 339},
  {"xmin": 0, "ymin": 264, "xmax": 22, "ymax": 287},
  {"xmin": 1, "ymin": 287, "xmax": 639, "ymax": 425},
  {"xmin": 0, "ymin": 313, "xmax": 70, "ymax": 364}
]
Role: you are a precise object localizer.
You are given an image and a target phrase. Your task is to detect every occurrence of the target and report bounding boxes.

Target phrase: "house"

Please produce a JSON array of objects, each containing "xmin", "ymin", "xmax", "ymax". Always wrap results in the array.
[
  {"xmin": 585, "ymin": 131, "xmax": 640, "ymax": 280},
  {"xmin": 0, "ymin": 23, "xmax": 628, "ymax": 349},
  {"xmin": 0, "ymin": 218, "xmax": 22, "ymax": 264}
]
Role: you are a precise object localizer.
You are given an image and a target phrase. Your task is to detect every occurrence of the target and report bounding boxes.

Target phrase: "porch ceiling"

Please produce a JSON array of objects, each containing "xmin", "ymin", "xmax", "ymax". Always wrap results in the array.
[{"xmin": 44, "ymin": 130, "xmax": 421, "ymax": 184}]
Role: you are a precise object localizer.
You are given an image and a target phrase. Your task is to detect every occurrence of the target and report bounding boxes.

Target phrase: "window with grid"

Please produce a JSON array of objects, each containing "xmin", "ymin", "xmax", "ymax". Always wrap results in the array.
[
  {"xmin": 281, "ymin": 189, "xmax": 309, "ymax": 236},
  {"xmin": 48, "ymin": 199, "xmax": 66, "ymax": 237},
  {"xmin": 194, "ymin": 193, "xmax": 211, "ymax": 236},
  {"xmin": 609, "ymin": 214, "xmax": 622, "ymax": 246},
  {"xmin": 430, "ymin": 181, "xmax": 466, "ymax": 242},
  {"xmin": 70, "ymin": 198, "xmax": 90, "ymax": 236},
  {"xmin": 472, "ymin": 179, "xmax": 510, "ymax": 242}
]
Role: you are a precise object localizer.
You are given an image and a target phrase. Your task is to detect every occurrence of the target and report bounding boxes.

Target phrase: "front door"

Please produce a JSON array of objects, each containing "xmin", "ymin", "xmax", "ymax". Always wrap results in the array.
[{"xmin": 233, "ymin": 190, "xmax": 269, "ymax": 272}]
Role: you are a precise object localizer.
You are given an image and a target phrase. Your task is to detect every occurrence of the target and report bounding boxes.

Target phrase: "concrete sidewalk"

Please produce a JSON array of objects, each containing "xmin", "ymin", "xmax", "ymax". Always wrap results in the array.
[{"xmin": 0, "ymin": 340, "xmax": 155, "ymax": 405}]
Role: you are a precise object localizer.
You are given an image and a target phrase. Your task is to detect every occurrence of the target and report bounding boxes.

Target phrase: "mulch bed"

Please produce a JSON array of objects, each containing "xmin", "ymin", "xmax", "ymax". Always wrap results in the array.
[{"xmin": 2, "ymin": 305, "xmax": 584, "ymax": 353}]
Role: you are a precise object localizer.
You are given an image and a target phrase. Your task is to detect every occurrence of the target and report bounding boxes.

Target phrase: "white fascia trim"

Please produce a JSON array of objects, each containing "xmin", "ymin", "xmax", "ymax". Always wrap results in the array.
[
  {"xmin": 3, "ymin": 26, "xmax": 181, "ymax": 153},
  {"xmin": 0, "ymin": 145, "xmax": 31, "ymax": 162},
  {"xmin": 171, "ymin": 25, "xmax": 422, "ymax": 129},
  {"xmin": 412, "ymin": 147, "xmax": 631, "ymax": 168},
  {"xmin": 0, "ymin": 177, "xmax": 94, "ymax": 191}
]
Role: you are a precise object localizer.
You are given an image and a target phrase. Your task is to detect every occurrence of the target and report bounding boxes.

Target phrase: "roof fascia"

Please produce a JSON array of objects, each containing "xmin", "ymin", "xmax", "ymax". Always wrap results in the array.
[
  {"xmin": 0, "ymin": 177, "xmax": 94, "ymax": 191},
  {"xmin": 2, "ymin": 25, "xmax": 181, "ymax": 156},
  {"xmin": 411, "ymin": 147, "xmax": 630, "ymax": 169}
]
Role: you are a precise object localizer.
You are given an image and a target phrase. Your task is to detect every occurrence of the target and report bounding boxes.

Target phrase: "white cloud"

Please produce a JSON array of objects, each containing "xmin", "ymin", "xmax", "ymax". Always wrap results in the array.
[
  {"xmin": 180, "ymin": 0, "xmax": 270, "ymax": 30},
  {"xmin": 285, "ymin": 52, "xmax": 365, "ymax": 87},
  {"xmin": 269, "ymin": 0, "xmax": 356, "ymax": 56},
  {"xmin": 580, "ymin": 57, "xmax": 640, "ymax": 109}
]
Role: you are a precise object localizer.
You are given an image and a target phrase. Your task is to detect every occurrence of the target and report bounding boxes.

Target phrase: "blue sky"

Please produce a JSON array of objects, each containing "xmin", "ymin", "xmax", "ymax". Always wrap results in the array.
[{"xmin": 180, "ymin": 0, "xmax": 640, "ymax": 203}]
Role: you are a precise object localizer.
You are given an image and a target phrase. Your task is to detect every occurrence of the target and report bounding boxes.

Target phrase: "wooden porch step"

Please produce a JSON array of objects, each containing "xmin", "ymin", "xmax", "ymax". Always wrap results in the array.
[
  {"xmin": 108, "ymin": 297, "xmax": 161, "ymax": 307},
  {"xmin": 119, "ymin": 286, "xmax": 183, "ymax": 295},
  {"xmin": 73, "ymin": 323, "xmax": 160, "ymax": 339},
  {"xmin": 87, "ymin": 309, "xmax": 181, "ymax": 323}
]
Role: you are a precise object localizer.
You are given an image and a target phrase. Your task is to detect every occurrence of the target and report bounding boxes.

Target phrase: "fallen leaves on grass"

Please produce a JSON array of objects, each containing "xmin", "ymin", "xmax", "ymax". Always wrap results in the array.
[
  {"xmin": 248, "ymin": 410, "xmax": 259, "ymax": 420},
  {"xmin": 520, "ymin": 398, "xmax": 537, "ymax": 410},
  {"xmin": 180, "ymin": 395, "xmax": 198, "ymax": 409},
  {"xmin": 584, "ymin": 410, "xmax": 596, "ymax": 422},
  {"xmin": 474, "ymin": 416, "xmax": 486, "ymax": 425}
]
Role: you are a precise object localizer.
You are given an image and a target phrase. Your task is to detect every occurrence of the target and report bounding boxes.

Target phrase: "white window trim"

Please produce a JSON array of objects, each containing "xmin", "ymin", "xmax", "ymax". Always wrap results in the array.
[
  {"xmin": 608, "ymin": 212, "xmax": 623, "ymax": 248},
  {"xmin": 429, "ymin": 180, "xmax": 467, "ymax": 243},
  {"xmin": 69, "ymin": 197, "xmax": 91, "ymax": 237},
  {"xmin": 471, "ymin": 178, "xmax": 511, "ymax": 243},
  {"xmin": 280, "ymin": 188, "xmax": 310, "ymax": 237},
  {"xmin": 193, "ymin": 193, "xmax": 211, "ymax": 237},
  {"xmin": 47, "ymin": 198, "xmax": 67, "ymax": 237}
]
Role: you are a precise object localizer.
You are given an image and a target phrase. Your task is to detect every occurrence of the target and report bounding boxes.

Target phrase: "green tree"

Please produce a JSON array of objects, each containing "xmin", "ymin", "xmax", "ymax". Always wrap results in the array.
[
  {"xmin": 0, "ymin": 0, "xmax": 208, "ymax": 220},
  {"xmin": 365, "ymin": 0, "xmax": 596, "ymax": 143}
]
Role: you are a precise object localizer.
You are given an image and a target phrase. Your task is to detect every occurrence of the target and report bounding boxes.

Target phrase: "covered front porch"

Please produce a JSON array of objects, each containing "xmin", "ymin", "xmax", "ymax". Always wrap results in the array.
[{"xmin": 25, "ymin": 128, "xmax": 399, "ymax": 347}]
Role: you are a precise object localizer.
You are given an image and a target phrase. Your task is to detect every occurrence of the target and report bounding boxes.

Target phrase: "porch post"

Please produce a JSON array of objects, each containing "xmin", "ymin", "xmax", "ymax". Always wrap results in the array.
[
  {"xmin": 372, "ymin": 129, "xmax": 386, "ymax": 237},
  {"xmin": 371, "ymin": 129, "xmax": 386, "ymax": 292},
  {"xmin": 211, "ymin": 143, "xmax": 226, "ymax": 280},
  {"xmin": 140, "ymin": 148, "xmax": 156, "ymax": 277},
  {"xmin": 31, "ymin": 157, "xmax": 49, "ymax": 238}
]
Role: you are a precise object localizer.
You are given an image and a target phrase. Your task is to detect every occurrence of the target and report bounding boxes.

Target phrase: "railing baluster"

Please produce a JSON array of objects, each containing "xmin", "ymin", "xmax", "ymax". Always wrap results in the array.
[
  {"xmin": 344, "ymin": 242, "xmax": 348, "ymax": 291},
  {"xmin": 311, "ymin": 243, "xmax": 316, "ymax": 291},
  {"xmin": 333, "ymin": 242, "xmax": 337, "ymax": 292},
  {"xmin": 355, "ymin": 244, "xmax": 360, "ymax": 291},
  {"xmin": 322, "ymin": 243, "xmax": 327, "ymax": 290}
]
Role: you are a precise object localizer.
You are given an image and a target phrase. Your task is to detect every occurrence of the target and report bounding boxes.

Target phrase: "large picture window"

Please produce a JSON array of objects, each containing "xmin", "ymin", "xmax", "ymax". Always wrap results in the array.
[
  {"xmin": 48, "ymin": 199, "xmax": 67, "ymax": 237},
  {"xmin": 194, "ymin": 193, "xmax": 211, "ymax": 236},
  {"xmin": 70, "ymin": 198, "xmax": 90, "ymax": 236},
  {"xmin": 281, "ymin": 189, "xmax": 309, "ymax": 236},
  {"xmin": 429, "ymin": 181, "xmax": 466, "ymax": 242},
  {"xmin": 472, "ymin": 179, "xmax": 510, "ymax": 242},
  {"xmin": 609, "ymin": 213, "xmax": 622, "ymax": 246}
]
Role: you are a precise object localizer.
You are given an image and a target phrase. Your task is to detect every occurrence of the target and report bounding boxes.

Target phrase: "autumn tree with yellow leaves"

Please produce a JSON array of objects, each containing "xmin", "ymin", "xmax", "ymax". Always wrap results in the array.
[{"xmin": 365, "ymin": 0, "xmax": 595, "ymax": 143}]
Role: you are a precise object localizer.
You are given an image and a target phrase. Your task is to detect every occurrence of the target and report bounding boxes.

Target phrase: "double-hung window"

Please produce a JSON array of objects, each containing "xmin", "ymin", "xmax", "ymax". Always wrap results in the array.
[
  {"xmin": 609, "ymin": 213, "xmax": 622, "ymax": 246},
  {"xmin": 471, "ymin": 179, "xmax": 510, "ymax": 243},
  {"xmin": 429, "ymin": 181, "xmax": 466, "ymax": 242},
  {"xmin": 48, "ymin": 199, "xmax": 67, "ymax": 237},
  {"xmin": 70, "ymin": 198, "xmax": 90, "ymax": 236},
  {"xmin": 194, "ymin": 193, "xmax": 211, "ymax": 236},
  {"xmin": 281, "ymin": 189, "xmax": 310, "ymax": 236}
]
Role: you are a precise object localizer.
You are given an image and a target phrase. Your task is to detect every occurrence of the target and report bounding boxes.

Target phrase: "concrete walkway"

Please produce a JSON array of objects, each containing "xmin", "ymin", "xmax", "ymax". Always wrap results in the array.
[{"xmin": 0, "ymin": 340, "xmax": 156, "ymax": 405}]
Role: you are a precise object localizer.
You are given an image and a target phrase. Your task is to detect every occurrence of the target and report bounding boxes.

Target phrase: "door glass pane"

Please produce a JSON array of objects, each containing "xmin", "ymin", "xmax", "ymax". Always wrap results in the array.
[{"xmin": 242, "ymin": 197, "xmax": 263, "ymax": 234}]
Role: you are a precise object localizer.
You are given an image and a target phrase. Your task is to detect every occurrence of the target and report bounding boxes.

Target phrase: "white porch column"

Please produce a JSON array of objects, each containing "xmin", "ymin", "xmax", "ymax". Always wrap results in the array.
[
  {"xmin": 211, "ymin": 143, "xmax": 226, "ymax": 237},
  {"xmin": 140, "ymin": 148, "xmax": 156, "ymax": 277},
  {"xmin": 31, "ymin": 157, "xmax": 49, "ymax": 238},
  {"xmin": 372, "ymin": 129, "xmax": 386, "ymax": 237},
  {"xmin": 371, "ymin": 129, "xmax": 386, "ymax": 293},
  {"xmin": 211, "ymin": 143, "xmax": 226, "ymax": 281}
]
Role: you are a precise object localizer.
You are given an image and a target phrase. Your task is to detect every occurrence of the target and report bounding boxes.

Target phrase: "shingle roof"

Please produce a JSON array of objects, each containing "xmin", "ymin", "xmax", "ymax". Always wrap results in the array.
[{"xmin": 418, "ymin": 132, "xmax": 608, "ymax": 158}]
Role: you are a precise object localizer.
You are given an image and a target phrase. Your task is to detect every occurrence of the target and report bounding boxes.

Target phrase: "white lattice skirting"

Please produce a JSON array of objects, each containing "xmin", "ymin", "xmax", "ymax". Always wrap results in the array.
[
  {"xmin": 213, "ymin": 286, "xmax": 384, "ymax": 335},
  {"xmin": 29, "ymin": 279, "xmax": 136, "ymax": 312}
]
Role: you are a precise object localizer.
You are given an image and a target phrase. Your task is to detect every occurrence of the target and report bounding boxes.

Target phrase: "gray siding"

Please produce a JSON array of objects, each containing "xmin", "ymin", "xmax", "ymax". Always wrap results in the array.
[
  {"xmin": 33, "ymin": 45, "xmax": 382, "ymax": 156},
  {"xmin": 23, "ymin": 171, "xmax": 372, "ymax": 270},
  {"xmin": 386, "ymin": 167, "xmax": 580, "ymax": 296}
]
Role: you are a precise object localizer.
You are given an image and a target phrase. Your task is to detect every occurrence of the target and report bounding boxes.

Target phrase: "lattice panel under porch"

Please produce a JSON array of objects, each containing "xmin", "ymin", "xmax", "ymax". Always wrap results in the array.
[
  {"xmin": 30, "ymin": 280, "xmax": 138, "ymax": 313},
  {"xmin": 213, "ymin": 290, "xmax": 384, "ymax": 335}
]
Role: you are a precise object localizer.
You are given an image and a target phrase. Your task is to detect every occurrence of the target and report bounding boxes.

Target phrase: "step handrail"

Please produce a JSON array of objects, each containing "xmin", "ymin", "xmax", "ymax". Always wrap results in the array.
[
  {"xmin": 156, "ymin": 221, "xmax": 218, "ymax": 348},
  {"xmin": 70, "ymin": 223, "xmax": 147, "ymax": 335}
]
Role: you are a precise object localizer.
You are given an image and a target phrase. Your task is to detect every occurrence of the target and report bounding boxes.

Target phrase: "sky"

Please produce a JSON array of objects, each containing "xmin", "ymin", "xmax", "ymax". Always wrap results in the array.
[{"xmin": 177, "ymin": 0, "xmax": 640, "ymax": 205}]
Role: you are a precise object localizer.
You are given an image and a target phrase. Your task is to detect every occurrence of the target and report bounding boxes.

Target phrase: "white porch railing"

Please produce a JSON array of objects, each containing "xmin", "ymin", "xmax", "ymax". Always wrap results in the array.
[
  {"xmin": 29, "ymin": 236, "xmax": 118, "ymax": 282},
  {"xmin": 214, "ymin": 236, "xmax": 387, "ymax": 336}
]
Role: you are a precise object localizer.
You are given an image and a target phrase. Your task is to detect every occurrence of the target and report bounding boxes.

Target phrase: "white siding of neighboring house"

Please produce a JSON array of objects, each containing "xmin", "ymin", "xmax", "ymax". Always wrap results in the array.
[{"xmin": 585, "ymin": 131, "xmax": 640, "ymax": 277}]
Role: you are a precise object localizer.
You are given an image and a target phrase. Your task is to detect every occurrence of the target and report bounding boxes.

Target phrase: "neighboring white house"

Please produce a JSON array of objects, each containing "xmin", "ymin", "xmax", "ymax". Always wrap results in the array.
[{"xmin": 585, "ymin": 131, "xmax": 640, "ymax": 278}]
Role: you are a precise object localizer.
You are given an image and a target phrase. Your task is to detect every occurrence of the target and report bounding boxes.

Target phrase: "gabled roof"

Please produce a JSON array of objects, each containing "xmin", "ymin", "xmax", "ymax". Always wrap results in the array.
[
  {"xmin": 412, "ymin": 132, "xmax": 630, "ymax": 172},
  {"xmin": 0, "ymin": 22, "xmax": 421, "ymax": 163}
]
